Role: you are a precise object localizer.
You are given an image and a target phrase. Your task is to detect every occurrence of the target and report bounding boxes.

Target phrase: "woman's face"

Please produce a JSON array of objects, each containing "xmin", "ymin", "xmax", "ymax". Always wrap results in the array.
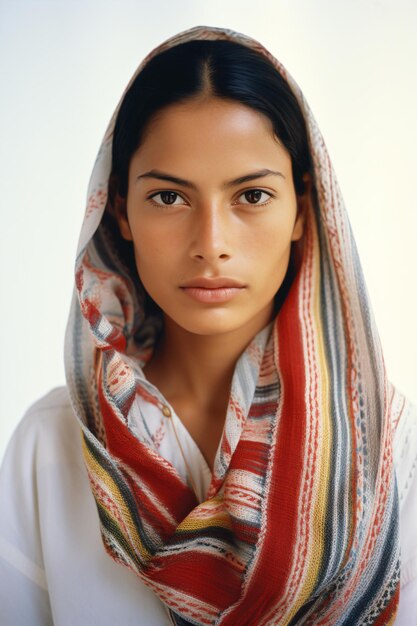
[{"xmin": 117, "ymin": 96, "xmax": 307, "ymax": 338}]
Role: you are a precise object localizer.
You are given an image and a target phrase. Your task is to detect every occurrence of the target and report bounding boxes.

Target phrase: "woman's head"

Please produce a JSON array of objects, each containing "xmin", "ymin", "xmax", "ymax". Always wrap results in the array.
[{"xmin": 109, "ymin": 39, "xmax": 312, "ymax": 338}]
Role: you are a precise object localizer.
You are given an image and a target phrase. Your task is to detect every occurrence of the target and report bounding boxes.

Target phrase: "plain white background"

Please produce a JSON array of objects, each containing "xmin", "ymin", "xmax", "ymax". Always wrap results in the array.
[{"xmin": 1, "ymin": 0, "xmax": 416, "ymax": 461}]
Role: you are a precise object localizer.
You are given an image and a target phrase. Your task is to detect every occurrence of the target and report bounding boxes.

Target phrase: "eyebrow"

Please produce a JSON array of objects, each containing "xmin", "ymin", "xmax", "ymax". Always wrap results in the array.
[{"xmin": 135, "ymin": 168, "xmax": 285, "ymax": 189}]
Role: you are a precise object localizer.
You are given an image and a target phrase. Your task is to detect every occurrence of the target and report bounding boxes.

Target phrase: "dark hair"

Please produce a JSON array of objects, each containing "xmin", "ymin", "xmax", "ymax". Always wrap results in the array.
[{"xmin": 111, "ymin": 39, "xmax": 311, "ymax": 198}]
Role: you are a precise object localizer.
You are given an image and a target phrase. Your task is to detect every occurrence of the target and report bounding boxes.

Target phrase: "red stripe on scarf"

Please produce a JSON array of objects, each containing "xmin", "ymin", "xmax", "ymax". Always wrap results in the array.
[
  {"xmin": 149, "ymin": 551, "xmax": 242, "ymax": 611},
  {"xmin": 97, "ymin": 378, "xmax": 197, "ymax": 524},
  {"xmin": 220, "ymin": 279, "xmax": 307, "ymax": 624},
  {"xmin": 230, "ymin": 439, "xmax": 270, "ymax": 477}
]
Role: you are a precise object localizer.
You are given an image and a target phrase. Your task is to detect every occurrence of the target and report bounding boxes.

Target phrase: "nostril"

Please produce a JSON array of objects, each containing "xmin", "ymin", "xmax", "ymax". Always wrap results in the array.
[{"xmin": 192, "ymin": 251, "xmax": 230, "ymax": 261}]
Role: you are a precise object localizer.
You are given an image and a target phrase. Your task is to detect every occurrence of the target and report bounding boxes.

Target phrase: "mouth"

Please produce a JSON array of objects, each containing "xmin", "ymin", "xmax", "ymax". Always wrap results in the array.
[{"xmin": 179, "ymin": 277, "xmax": 246, "ymax": 304}]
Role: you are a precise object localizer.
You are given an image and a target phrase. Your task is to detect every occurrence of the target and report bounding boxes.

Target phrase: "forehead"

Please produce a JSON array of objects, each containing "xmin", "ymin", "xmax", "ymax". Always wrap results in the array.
[{"xmin": 130, "ymin": 97, "xmax": 292, "ymax": 180}]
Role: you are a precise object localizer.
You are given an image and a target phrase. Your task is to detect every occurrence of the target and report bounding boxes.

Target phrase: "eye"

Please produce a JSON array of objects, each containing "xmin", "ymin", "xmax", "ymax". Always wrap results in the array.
[
  {"xmin": 147, "ymin": 191, "xmax": 186, "ymax": 206},
  {"xmin": 237, "ymin": 189, "xmax": 273, "ymax": 205}
]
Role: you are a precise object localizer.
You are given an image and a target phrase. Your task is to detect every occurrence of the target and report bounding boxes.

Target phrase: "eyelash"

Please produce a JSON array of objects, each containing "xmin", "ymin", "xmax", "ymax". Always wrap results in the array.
[{"xmin": 146, "ymin": 188, "xmax": 274, "ymax": 208}]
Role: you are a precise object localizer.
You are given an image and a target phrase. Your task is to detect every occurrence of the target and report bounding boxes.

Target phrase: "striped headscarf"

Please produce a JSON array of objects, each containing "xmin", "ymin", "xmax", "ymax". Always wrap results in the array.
[{"xmin": 64, "ymin": 25, "xmax": 404, "ymax": 625}]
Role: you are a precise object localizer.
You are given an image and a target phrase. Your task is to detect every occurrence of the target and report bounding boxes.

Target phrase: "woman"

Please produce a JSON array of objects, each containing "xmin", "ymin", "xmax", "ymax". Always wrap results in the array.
[{"xmin": 0, "ymin": 24, "xmax": 416, "ymax": 625}]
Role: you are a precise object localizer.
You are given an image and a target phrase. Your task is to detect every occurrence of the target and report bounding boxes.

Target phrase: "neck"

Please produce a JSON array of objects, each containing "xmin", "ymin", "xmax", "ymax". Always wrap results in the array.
[{"xmin": 144, "ymin": 309, "xmax": 273, "ymax": 410}]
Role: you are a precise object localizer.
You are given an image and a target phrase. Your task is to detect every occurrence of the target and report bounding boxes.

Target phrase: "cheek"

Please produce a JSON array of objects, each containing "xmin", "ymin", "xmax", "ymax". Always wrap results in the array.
[
  {"xmin": 131, "ymin": 231, "xmax": 180, "ymax": 284},
  {"xmin": 243, "ymin": 218, "xmax": 295, "ymax": 266}
]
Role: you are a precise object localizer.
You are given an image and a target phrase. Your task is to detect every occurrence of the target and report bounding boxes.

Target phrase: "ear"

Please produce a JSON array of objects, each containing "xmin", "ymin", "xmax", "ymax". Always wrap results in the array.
[
  {"xmin": 108, "ymin": 175, "xmax": 133, "ymax": 242},
  {"xmin": 115, "ymin": 195, "xmax": 133, "ymax": 242},
  {"xmin": 291, "ymin": 173, "xmax": 311, "ymax": 242}
]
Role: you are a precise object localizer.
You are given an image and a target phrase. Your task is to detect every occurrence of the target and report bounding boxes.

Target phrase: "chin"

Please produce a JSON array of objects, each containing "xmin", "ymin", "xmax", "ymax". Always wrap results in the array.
[
  {"xmin": 166, "ymin": 305, "xmax": 272, "ymax": 338},
  {"xmin": 173, "ymin": 315, "xmax": 244, "ymax": 337}
]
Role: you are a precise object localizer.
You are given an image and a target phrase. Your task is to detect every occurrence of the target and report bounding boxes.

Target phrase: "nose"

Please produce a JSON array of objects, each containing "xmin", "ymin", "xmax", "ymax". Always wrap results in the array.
[{"xmin": 189, "ymin": 202, "xmax": 232, "ymax": 263}]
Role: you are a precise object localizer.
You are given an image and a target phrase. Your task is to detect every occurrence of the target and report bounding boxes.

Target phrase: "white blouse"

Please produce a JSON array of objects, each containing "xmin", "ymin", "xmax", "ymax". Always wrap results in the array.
[{"xmin": 0, "ymin": 386, "xmax": 416, "ymax": 625}]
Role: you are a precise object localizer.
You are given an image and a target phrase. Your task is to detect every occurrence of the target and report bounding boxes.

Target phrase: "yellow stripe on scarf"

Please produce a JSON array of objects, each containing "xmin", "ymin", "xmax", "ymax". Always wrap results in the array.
[
  {"xmin": 176, "ymin": 495, "xmax": 233, "ymax": 533},
  {"xmin": 81, "ymin": 433, "xmax": 152, "ymax": 563}
]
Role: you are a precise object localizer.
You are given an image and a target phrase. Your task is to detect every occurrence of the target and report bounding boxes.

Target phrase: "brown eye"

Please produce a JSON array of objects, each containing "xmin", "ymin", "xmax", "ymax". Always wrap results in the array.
[
  {"xmin": 245, "ymin": 190, "xmax": 262, "ymax": 203},
  {"xmin": 238, "ymin": 189, "xmax": 272, "ymax": 205},
  {"xmin": 160, "ymin": 191, "xmax": 178, "ymax": 204},
  {"xmin": 148, "ymin": 191, "xmax": 185, "ymax": 206}
]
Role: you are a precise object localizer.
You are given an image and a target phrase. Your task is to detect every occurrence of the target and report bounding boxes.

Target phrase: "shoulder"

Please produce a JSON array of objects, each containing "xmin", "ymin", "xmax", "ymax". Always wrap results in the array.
[
  {"xmin": 11, "ymin": 385, "xmax": 75, "ymax": 438},
  {"xmin": 392, "ymin": 391, "xmax": 417, "ymax": 495},
  {"xmin": 1, "ymin": 383, "xmax": 83, "ymax": 480},
  {"xmin": 391, "ymin": 388, "xmax": 417, "ymax": 589},
  {"xmin": 18, "ymin": 385, "xmax": 73, "ymax": 427},
  {"xmin": 1, "ymin": 386, "xmax": 83, "ymax": 482}
]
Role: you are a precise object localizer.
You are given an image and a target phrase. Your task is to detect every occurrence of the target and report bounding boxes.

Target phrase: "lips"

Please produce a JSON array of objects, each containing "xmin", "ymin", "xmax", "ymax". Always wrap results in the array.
[
  {"xmin": 180, "ymin": 276, "xmax": 246, "ymax": 303},
  {"xmin": 181, "ymin": 276, "xmax": 245, "ymax": 289}
]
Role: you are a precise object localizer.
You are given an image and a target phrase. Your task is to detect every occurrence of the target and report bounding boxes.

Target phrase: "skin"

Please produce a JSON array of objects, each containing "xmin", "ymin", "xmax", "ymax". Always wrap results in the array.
[{"xmin": 116, "ymin": 96, "xmax": 310, "ymax": 470}]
